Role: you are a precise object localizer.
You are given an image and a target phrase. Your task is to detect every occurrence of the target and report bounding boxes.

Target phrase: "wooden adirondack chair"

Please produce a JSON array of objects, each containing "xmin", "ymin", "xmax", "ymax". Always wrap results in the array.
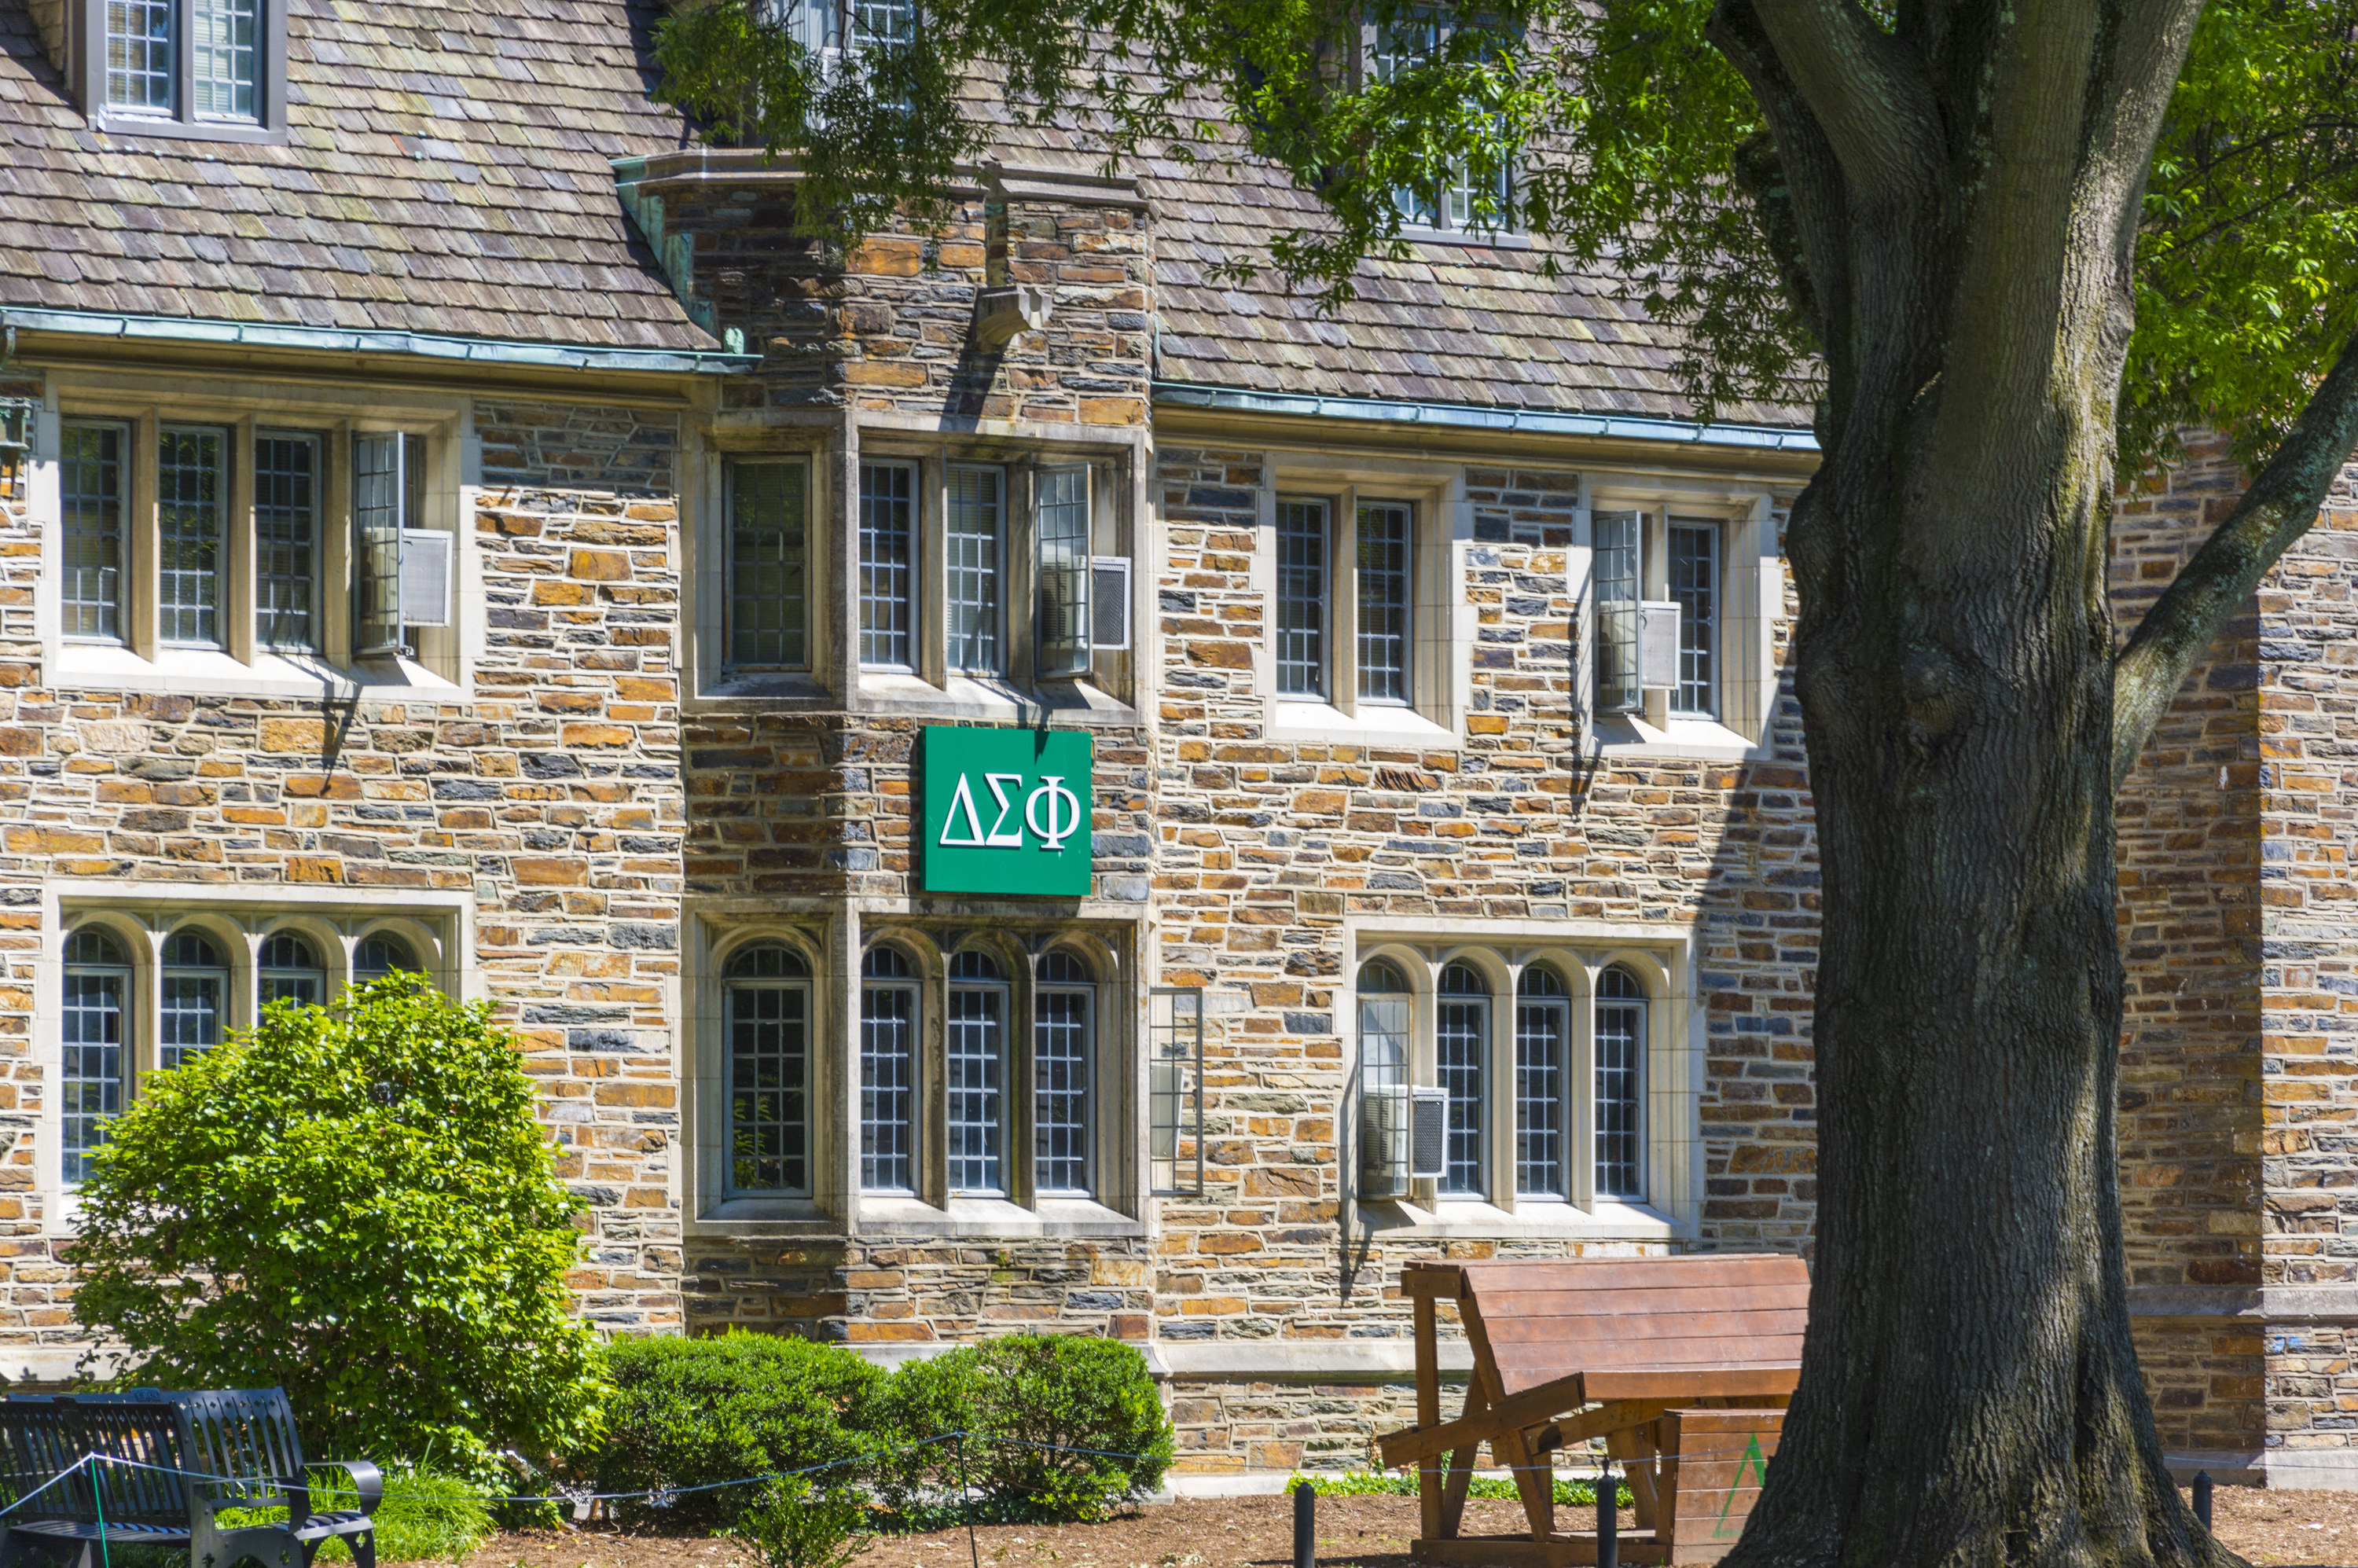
[{"xmin": 1373, "ymin": 1256, "xmax": 1808, "ymax": 1568}]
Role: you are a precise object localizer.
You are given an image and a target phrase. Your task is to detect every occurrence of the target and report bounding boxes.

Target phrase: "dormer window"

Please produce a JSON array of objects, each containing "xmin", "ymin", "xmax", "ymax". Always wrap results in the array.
[{"xmin": 73, "ymin": 0, "xmax": 287, "ymax": 141}]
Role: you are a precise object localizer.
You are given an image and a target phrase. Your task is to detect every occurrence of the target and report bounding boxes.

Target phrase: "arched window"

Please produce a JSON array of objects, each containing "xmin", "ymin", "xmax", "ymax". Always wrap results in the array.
[
  {"xmin": 1357, "ymin": 959, "xmax": 1414, "ymax": 1199},
  {"xmin": 258, "ymin": 931, "xmax": 325, "ymax": 1006},
  {"xmin": 860, "ymin": 946, "xmax": 917, "ymax": 1194},
  {"xmin": 160, "ymin": 929, "xmax": 226, "ymax": 1070},
  {"xmin": 1035, "ymin": 950, "xmax": 1093, "ymax": 1195},
  {"xmin": 61, "ymin": 927, "xmax": 130, "ymax": 1183},
  {"xmin": 1436, "ymin": 963, "xmax": 1490, "ymax": 1197},
  {"xmin": 1596, "ymin": 966, "xmax": 1647, "ymax": 1199},
  {"xmin": 726, "ymin": 945, "xmax": 810, "ymax": 1196},
  {"xmin": 353, "ymin": 932, "xmax": 417, "ymax": 982},
  {"xmin": 944, "ymin": 949, "xmax": 1007, "ymax": 1195},
  {"xmin": 1515, "ymin": 966, "xmax": 1570, "ymax": 1200}
]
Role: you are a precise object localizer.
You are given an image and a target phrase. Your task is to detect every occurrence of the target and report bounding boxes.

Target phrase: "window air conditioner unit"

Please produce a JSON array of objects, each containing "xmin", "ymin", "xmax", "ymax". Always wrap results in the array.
[
  {"xmin": 400, "ymin": 530, "xmax": 454, "ymax": 628},
  {"xmin": 1092, "ymin": 557, "xmax": 1131, "ymax": 650},
  {"xmin": 1637, "ymin": 600, "xmax": 1680, "ymax": 689},
  {"xmin": 1361, "ymin": 1084, "xmax": 1450, "ymax": 1199}
]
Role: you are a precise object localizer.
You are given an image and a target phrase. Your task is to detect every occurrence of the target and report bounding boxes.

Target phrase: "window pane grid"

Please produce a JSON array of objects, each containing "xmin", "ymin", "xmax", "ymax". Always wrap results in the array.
[
  {"xmin": 1436, "ymin": 998, "xmax": 1486, "ymax": 1196},
  {"xmin": 1669, "ymin": 520, "xmax": 1718, "ymax": 717},
  {"xmin": 60, "ymin": 424, "xmax": 123, "ymax": 642},
  {"xmin": 105, "ymin": 0, "xmax": 174, "ymax": 110},
  {"xmin": 861, "ymin": 982, "xmax": 916, "ymax": 1192},
  {"xmin": 1515, "ymin": 999, "xmax": 1567, "ymax": 1199},
  {"xmin": 1036, "ymin": 466, "xmax": 1092, "ymax": 678},
  {"xmin": 730, "ymin": 463, "xmax": 810, "ymax": 669},
  {"xmin": 191, "ymin": 0, "xmax": 259, "ymax": 119},
  {"xmin": 946, "ymin": 465, "xmax": 1003, "ymax": 675},
  {"xmin": 1035, "ymin": 988, "xmax": 1091, "ymax": 1194},
  {"xmin": 160, "ymin": 965, "xmax": 223, "ymax": 1070},
  {"xmin": 1596, "ymin": 986, "xmax": 1644, "ymax": 1199},
  {"xmin": 255, "ymin": 434, "xmax": 318, "ymax": 652},
  {"xmin": 1275, "ymin": 500, "xmax": 1327, "ymax": 698},
  {"xmin": 157, "ymin": 427, "xmax": 223, "ymax": 648},
  {"xmin": 859, "ymin": 462, "xmax": 915, "ymax": 668},
  {"xmin": 1356, "ymin": 504, "xmax": 1411, "ymax": 703},
  {"xmin": 61, "ymin": 963, "xmax": 126, "ymax": 1184},
  {"xmin": 1595, "ymin": 509, "xmax": 1641, "ymax": 712},
  {"xmin": 946, "ymin": 985, "xmax": 1005, "ymax": 1195},
  {"xmin": 729, "ymin": 981, "xmax": 809, "ymax": 1194}
]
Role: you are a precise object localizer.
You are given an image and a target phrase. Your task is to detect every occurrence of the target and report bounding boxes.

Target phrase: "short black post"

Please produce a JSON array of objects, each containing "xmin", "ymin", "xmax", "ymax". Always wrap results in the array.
[
  {"xmin": 2192, "ymin": 1471, "xmax": 2213, "ymax": 1533},
  {"xmin": 1597, "ymin": 1463, "xmax": 1617, "ymax": 1568},
  {"xmin": 1293, "ymin": 1480, "xmax": 1316, "ymax": 1568}
]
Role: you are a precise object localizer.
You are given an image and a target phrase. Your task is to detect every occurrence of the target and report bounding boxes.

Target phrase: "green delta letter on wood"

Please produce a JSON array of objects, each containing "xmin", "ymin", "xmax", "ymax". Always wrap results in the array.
[{"xmin": 919, "ymin": 726, "xmax": 1093, "ymax": 897}]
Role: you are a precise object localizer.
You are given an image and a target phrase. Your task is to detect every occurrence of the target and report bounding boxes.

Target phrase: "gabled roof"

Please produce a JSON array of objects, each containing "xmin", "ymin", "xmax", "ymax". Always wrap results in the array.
[{"xmin": 0, "ymin": 0, "xmax": 713, "ymax": 352}]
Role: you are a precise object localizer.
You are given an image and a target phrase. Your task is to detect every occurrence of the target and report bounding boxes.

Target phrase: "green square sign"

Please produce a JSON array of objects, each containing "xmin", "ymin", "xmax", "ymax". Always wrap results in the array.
[{"xmin": 920, "ymin": 726, "xmax": 1094, "ymax": 897}]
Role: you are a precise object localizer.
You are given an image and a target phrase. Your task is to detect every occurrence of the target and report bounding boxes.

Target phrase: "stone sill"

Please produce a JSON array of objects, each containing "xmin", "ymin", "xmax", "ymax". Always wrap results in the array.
[
  {"xmin": 1592, "ymin": 713, "xmax": 1768, "ymax": 764},
  {"xmin": 686, "ymin": 1195, "xmax": 1143, "ymax": 1240},
  {"xmin": 2128, "ymin": 1284, "xmax": 2358, "ymax": 1322},
  {"xmin": 52, "ymin": 642, "xmax": 464, "ymax": 703},
  {"xmin": 1272, "ymin": 700, "xmax": 1458, "ymax": 752},
  {"xmin": 1357, "ymin": 1197, "xmax": 1686, "ymax": 1242},
  {"xmin": 689, "ymin": 673, "xmax": 1140, "ymax": 727}
]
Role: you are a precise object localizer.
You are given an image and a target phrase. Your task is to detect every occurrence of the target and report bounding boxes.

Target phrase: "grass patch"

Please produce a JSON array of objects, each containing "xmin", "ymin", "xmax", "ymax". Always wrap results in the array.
[
  {"xmin": 1287, "ymin": 1471, "xmax": 1635, "ymax": 1507},
  {"xmin": 217, "ymin": 1467, "xmax": 494, "ymax": 1564}
]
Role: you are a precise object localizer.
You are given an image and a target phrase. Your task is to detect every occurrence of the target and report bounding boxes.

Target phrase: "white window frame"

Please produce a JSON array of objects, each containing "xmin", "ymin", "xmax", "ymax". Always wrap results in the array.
[
  {"xmin": 1341, "ymin": 921, "xmax": 1699, "ymax": 1240},
  {"xmin": 1578, "ymin": 476, "xmax": 1785, "ymax": 762},
  {"xmin": 71, "ymin": 0, "xmax": 291, "ymax": 144}
]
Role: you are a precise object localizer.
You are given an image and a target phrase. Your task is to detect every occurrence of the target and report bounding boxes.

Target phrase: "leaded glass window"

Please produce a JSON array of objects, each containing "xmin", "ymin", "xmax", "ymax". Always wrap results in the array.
[
  {"xmin": 191, "ymin": 0, "xmax": 259, "ymax": 119},
  {"xmin": 861, "ymin": 946, "xmax": 917, "ymax": 1192},
  {"xmin": 61, "ymin": 927, "xmax": 129, "ymax": 1183},
  {"xmin": 1594, "ymin": 509, "xmax": 1642, "ymax": 713},
  {"xmin": 258, "ymin": 931, "xmax": 323, "ymax": 1005},
  {"xmin": 157, "ymin": 426, "xmax": 224, "ymax": 648},
  {"xmin": 729, "ymin": 461, "xmax": 808, "ymax": 669},
  {"xmin": 160, "ymin": 928, "xmax": 226, "ymax": 1070},
  {"xmin": 946, "ymin": 465, "xmax": 1003, "ymax": 675},
  {"xmin": 1596, "ymin": 965, "xmax": 1646, "ymax": 1199},
  {"xmin": 1515, "ymin": 966, "xmax": 1569, "ymax": 1200},
  {"xmin": 1436, "ymin": 961, "xmax": 1488, "ymax": 1197},
  {"xmin": 1036, "ymin": 465, "xmax": 1093, "ymax": 678},
  {"xmin": 353, "ymin": 932, "xmax": 417, "ymax": 982},
  {"xmin": 1275, "ymin": 499, "xmax": 1328, "ymax": 699},
  {"xmin": 946, "ymin": 949, "xmax": 1005, "ymax": 1195},
  {"xmin": 1355, "ymin": 503, "xmax": 1411, "ymax": 703},
  {"xmin": 859, "ymin": 461, "xmax": 916, "ymax": 669},
  {"xmin": 255, "ymin": 433, "xmax": 318, "ymax": 652},
  {"xmin": 60, "ymin": 423, "xmax": 123, "ymax": 642},
  {"xmin": 1669, "ymin": 519, "xmax": 1718, "ymax": 718},
  {"xmin": 1035, "ymin": 949, "xmax": 1092, "ymax": 1195},
  {"xmin": 727, "ymin": 944, "xmax": 810, "ymax": 1195},
  {"xmin": 105, "ymin": 0, "xmax": 174, "ymax": 111}
]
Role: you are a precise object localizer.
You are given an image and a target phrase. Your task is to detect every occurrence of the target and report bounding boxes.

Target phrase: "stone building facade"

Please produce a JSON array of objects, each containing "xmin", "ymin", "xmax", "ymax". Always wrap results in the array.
[{"xmin": 0, "ymin": 0, "xmax": 2350, "ymax": 1495}]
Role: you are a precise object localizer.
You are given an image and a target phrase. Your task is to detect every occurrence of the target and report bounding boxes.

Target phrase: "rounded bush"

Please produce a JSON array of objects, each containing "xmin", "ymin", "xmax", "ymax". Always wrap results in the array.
[
  {"xmin": 880, "ymin": 1335, "xmax": 1171, "ymax": 1522},
  {"xmin": 588, "ymin": 1331, "xmax": 887, "ymax": 1532}
]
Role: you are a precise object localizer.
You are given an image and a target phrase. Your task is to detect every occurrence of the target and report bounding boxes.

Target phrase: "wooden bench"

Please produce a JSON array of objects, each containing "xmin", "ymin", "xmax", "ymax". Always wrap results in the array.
[{"xmin": 1373, "ymin": 1256, "xmax": 1808, "ymax": 1568}]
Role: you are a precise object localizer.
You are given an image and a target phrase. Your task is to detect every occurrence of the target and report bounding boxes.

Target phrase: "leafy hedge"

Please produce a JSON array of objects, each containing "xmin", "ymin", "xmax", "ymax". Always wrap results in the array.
[{"xmin": 578, "ymin": 1331, "xmax": 1171, "ymax": 1529}]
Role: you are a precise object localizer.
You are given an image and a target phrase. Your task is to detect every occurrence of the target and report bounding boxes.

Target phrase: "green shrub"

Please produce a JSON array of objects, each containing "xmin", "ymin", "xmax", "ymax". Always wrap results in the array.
[
  {"xmin": 587, "ymin": 1331, "xmax": 887, "ymax": 1533},
  {"xmin": 879, "ymin": 1336, "xmax": 1171, "ymax": 1522},
  {"xmin": 728, "ymin": 1477, "xmax": 876, "ymax": 1568},
  {"xmin": 68, "ymin": 975, "xmax": 609, "ymax": 1475}
]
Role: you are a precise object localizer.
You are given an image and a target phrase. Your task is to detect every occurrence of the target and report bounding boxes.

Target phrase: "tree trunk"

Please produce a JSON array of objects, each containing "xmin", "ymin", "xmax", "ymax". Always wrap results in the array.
[{"xmin": 1703, "ymin": 7, "xmax": 2243, "ymax": 1565}]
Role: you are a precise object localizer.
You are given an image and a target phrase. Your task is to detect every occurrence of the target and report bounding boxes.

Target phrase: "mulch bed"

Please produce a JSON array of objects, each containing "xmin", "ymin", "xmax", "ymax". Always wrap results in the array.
[{"xmin": 439, "ymin": 1489, "xmax": 2358, "ymax": 1568}]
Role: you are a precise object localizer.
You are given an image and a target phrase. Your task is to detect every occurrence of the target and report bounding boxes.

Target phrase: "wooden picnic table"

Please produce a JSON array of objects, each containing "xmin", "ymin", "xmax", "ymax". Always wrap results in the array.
[{"xmin": 1373, "ymin": 1255, "xmax": 1808, "ymax": 1566}]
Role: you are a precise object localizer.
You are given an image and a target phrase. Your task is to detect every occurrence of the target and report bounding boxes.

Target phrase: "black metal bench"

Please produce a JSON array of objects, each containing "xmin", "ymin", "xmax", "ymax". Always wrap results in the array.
[{"xmin": 0, "ymin": 1390, "xmax": 381, "ymax": 1568}]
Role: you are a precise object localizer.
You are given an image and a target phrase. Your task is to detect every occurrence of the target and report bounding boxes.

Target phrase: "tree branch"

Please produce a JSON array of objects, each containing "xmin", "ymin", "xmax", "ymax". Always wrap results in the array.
[
  {"xmin": 1743, "ymin": 0, "xmax": 1941, "ymax": 200},
  {"xmin": 2113, "ymin": 325, "xmax": 2358, "ymax": 784}
]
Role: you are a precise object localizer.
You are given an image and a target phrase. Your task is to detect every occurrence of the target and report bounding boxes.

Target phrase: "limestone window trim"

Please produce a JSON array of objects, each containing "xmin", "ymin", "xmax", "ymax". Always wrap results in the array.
[
  {"xmin": 1256, "ymin": 457, "xmax": 1470, "ymax": 750},
  {"xmin": 31, "ymin": 376, "xmax": 476, "ymax": 701},
  {"xmin": 1574, "ymin": 473, "xmax": 1787, "ymax": 762},
  {"xmin": 685, "ymin": 907, "xmax": 1145, "ymax": 1239},
  {"xmin": 1339, "ymin": 920, "xmax": 1700, "ymax": 1243},
  {"xmin": 691, "ymin": 422, "xmax": 1148, "ymax": 724},
  {"xmin": 38, "ymin": 883, "xmax": 472, "ymax": 1221}
]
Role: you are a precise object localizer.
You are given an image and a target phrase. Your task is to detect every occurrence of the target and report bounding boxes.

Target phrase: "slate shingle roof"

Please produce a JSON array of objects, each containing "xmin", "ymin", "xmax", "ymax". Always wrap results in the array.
[{"xmin": 0, "ymin": 0, "xmax": 711, "ymax": 351}]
